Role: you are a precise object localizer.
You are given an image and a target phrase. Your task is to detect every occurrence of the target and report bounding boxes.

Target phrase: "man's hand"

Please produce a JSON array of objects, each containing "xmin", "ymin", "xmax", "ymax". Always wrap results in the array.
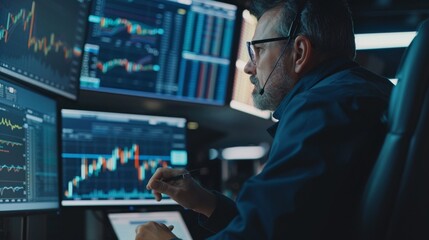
[
  {"xmin": 147, "ymin": 168, "xmax": 217, "ymax": 217},
  {"xmin": 135, "ymin": 222, "xmax": 176, "ymax": 240}
]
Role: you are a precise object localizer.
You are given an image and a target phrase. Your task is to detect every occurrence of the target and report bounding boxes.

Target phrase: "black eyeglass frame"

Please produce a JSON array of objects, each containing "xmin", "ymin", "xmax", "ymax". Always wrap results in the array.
[{"xmin": 246, "ymin": 12, "xmax": 301, "ymax": 65}]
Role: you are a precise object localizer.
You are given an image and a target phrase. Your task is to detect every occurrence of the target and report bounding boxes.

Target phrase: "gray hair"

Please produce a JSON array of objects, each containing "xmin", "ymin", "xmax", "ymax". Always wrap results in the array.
[{"xmin": 250, "ymin": 0, "xmax": 356, "ymax": 60}]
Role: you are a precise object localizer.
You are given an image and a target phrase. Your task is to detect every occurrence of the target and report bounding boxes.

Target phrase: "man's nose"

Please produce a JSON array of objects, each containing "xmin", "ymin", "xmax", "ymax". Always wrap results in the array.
[{"xmin": 244, "ymin": 60, "xmax": 256, "ymax": 75}]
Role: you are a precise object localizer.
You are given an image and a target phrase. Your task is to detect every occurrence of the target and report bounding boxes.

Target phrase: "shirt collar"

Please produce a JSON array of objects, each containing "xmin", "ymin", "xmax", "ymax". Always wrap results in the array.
[{"xmin": 272, "ymin": 58, "xmax": 358, "ymax": 120}]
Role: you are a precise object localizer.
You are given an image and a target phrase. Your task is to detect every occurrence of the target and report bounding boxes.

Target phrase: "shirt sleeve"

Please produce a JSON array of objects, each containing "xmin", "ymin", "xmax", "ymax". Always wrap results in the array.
[{"xmin": 198, "ymin": 191, "xmax": 238, "ymax": 233}]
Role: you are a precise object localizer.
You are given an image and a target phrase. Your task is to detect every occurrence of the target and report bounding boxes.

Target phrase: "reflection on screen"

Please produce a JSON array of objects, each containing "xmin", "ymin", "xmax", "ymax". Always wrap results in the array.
[
  {"xmin": 0, "ymin": 0, "xmax": 89, "ymax": 99},
  {"xmin": 61, "ymin": 109, "xmax": 187, "ymax": 206},
  {"xmin": 80, "ymin": 0, "xmax": 237, "ymax": 105},
  {"xmin": 0, "ymin": 77, "xmax": 58, "ymax": 213}
]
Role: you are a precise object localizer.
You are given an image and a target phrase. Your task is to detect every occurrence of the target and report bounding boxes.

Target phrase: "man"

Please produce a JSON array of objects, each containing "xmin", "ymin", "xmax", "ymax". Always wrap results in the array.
[{"xmin": 136, "ymin": 0, "xmax": 393, "ymax": 239}]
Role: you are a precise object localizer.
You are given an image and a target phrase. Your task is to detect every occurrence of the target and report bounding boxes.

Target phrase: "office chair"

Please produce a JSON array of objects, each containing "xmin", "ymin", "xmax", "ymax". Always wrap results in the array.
[{"xmin": 359, "ymin": 19, "xmax": 429, "ymax": 240}]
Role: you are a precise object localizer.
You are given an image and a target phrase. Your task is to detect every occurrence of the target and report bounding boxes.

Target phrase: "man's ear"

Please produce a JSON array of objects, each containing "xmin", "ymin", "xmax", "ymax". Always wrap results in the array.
[{"xmin": 292, "ymin": 35, "xmax": 313, "ymax": 74}]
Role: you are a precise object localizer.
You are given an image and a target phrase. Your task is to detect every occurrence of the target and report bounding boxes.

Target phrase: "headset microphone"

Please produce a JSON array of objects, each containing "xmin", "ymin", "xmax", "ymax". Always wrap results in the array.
[
  {"xmin": 259, "ymin": 81, "xmax": 268, "ymax": 95},
  {"xmin": 259, "ymin": 42, "xmax": 289, "ymax": 95}
]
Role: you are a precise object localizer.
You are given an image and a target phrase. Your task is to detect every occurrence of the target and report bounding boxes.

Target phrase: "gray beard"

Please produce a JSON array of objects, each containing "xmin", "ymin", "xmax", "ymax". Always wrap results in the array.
[
  {"xmin": 251, "ymin": 75, "xmax": 278, "ymax": 111},
  {"xmin": 252, "ymin": 88, "xmax": 277, "ymax": 111},
  {"xmin": 250, "ymin": 72, "xmax": 294, "ymax": 111}
]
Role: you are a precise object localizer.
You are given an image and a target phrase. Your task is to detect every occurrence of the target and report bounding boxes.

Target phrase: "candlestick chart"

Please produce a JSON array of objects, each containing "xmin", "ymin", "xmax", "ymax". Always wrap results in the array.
[
  {"xmin": 61, "ymin": 110, "xmax": 187, "ymax": 205},
  {"xmin": 63, "ymin": 143, "xmax": 170, "ymax": 200}
]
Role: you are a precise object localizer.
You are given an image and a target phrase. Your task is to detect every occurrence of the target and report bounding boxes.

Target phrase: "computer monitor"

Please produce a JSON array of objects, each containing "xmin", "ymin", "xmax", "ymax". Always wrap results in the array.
[
  {"xmin": 61, "ymin": 109, "xmax": 187, "ymax": 206},
  {"xmin": 0, "ymin": 76, "xmax": 58, "ymax": 214},
  {"xmin": 0, "ymin": 0, "xmax": 89, "ymax": 100},
  {"xmin": 79, "ymin": 0, "xmax": 238, "ymax": 105},
  {"xmin": 230, "ymin": 10, "xmax": 272, "ymax": 119}
]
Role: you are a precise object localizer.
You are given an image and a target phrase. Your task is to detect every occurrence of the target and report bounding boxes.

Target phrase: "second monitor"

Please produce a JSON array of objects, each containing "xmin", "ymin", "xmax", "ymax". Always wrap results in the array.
[
  {"xmin": 79, "ymin": 0, "xmax": 238, "ymax": 105},
  {"xmin": 0, "ymin": 76, "xmax": 58, "ymax": 214},
  {"xmin": 61, "ymin": 109, "xmax": 187, "ymax": 206}
]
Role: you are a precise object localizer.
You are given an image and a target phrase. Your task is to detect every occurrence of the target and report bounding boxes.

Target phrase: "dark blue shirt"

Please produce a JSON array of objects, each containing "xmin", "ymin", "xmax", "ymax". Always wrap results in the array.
[{"xmin": 200, "ymin": 58, "xmax": 393, "ymax": 239}]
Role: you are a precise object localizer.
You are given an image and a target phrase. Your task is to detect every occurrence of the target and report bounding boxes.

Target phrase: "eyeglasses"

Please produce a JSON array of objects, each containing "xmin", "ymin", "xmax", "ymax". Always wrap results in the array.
[
  {"xmin": 246, "ymin": 12, "xmax": 301, "ymax": 65},
  {"xmin": 246, "ymin": 37, "xmax": 290, "ymax": 65}
]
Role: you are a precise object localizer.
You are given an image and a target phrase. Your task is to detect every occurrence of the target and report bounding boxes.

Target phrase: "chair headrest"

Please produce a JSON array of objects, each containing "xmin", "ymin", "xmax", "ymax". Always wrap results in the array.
[{"xmin": 389, "ymin": 19, "xmax": 429, "ymax": 134}]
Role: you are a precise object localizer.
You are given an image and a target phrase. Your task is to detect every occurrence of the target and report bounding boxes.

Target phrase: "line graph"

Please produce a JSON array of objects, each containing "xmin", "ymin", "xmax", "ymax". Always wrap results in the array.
[
  {"xmin": 0, "ymin": 117, "xmax": 23, "ymax": 131},
  {"xmin": 0, "ymin": 0, "xmax": 89, "ymax": 99},
  {"xmin": 96, "ymin": 58, "xmax": 160, "ymax": 74},
  {"xmin": 93, "ymin": 15, "xmax": 164, "ymax": 38},
  {"xmin": 0, "ymin": 157, "xmax": 26, "ymax": 183},
  {"xmin": 27, "ymin": 33, "xmax": 74, "ymax": 59},
  {"xmin": 81, "ymin": 46, "xmax": 161, "ymax": 91},
  {"xmin": 0, "ymin": 122, "xmax": 26, "ymax": 198},
  {"xmin": 0, "ymin": 164, "xmax": 26, "ymax": 183},
  {"xmin": 0, "ymin": 165, "xmax": 26, "ymax": 172},
  {"xmin": 0, "ymin": 186, "xmax": 25, "ymax": 198},
  {"xmin": 0, "ymin": 139, "xmax": 23, "ymax": 147},
  {"xmin": 87, "ymin": 1, "xmax": 165, "ymax": 46},
  {"xmin": 0, "ymin": 2, "xmax": 74, "ymax": 59},
  {"xmin": 0, "ymin": 108, "xmax": 26, "ymax": 158},
  {"xmin": 0, "ymin": 3, "xmax": 33, "ymax": 43},
  {"xmin": 0, "ymin": 106, "xmax": 26, "ymax": 147},
  {"xmin": 89, "ymin": 14, "xmax": 162, "ymax": 46}
]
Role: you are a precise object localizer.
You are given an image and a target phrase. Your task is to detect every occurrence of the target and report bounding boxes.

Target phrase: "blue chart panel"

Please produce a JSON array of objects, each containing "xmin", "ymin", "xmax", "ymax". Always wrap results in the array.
[
  {"xmin": 61, "ymin": 109, "xmax": 187, "ymax": 206},
  {"xmin": 80, "ymin": 0, "xmax": 238, "ymax": 105},
  {"xmin": 0, "ymin": 77, "xmax": 58, "ymax": 212},
  {"xmin": 0, "ymin": 104, "xmax": 26, "ymax": 201},
  {"xmin": 178, "ymin": 1, "xmax": 235, "ymax": 103},
  {"xmin": 0, "ymin": 0, "xmax": 89, "ymax": 99},
  {"xmin": 80, "ymin": 0, "xmax": 182, "ymax": 95}
]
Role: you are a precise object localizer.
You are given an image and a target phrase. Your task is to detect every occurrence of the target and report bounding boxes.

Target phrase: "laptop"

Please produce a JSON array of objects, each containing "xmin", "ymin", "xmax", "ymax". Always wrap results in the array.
[{"xmin": 107, "ymin": 211, "xmax": 193, "ymax": 240}]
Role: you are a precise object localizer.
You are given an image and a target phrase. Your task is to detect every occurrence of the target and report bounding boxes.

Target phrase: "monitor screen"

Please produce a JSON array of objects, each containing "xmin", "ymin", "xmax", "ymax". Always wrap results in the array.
[
  {"xmin": 0, "ymin": 76, "xmax": 58, "ymax": 214},
  {"xmin": 0, "ymin": 0, "xmax": 90, "ymax": 100},
  {"xmin": 230, "ymin": 10, "xmax": 271, "ymax": 119},
  {"xmin": 79, "ymin": 0, "xmax": 238, "ymax": 105},
  {"xmin": 61, "ymin": 109, "xmax": 187, "ymax": 206},
  {"xmin": 108, "ymin": 211, "xmax": 193, "ymax": 240}
]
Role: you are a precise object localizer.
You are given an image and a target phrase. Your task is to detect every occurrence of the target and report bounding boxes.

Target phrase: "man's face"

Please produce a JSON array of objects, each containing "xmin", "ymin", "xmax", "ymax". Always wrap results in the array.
[{"xmin": 245, "ymin": 7, "xmax": 296, "ymax": 111}]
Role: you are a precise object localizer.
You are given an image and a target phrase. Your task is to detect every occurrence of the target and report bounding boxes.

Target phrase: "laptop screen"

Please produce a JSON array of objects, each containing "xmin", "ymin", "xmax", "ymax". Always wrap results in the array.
[{"xmin": 107, "ymin": 211, "xmax": 193, "ymax": 240}]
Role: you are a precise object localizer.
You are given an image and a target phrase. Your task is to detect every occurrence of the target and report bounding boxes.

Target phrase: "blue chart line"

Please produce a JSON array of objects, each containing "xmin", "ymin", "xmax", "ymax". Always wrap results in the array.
[
  {"xmin": 0, "ymin": 186, "xmax": 25, "ymax": 196},
  {"xmin": 89, "ymin": 15, "xmax": 163, "ymax": 44},
  {"xmin": 0, "ymin": 138, "xmax": 24, "ymax": 148},
  {"xmin": 0, "ymin": 164, "xmax": 26, "ymax": 172}
]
